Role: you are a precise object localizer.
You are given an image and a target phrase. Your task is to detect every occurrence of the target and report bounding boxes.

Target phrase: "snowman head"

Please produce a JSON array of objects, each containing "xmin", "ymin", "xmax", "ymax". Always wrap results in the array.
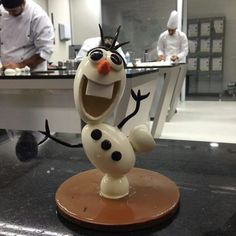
[{"xmin": 74, "ymin": 25, "xmax": 129, "ymax": 124}]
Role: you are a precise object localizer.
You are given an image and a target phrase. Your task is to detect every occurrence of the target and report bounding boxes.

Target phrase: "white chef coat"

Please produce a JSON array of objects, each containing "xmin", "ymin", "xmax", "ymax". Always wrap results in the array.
[
  {"xmin": 75, "ymin": 37, "xmax": 127, "ymax": 63},
  {"xmin": 0, "ymin": 0, "xmax": 54, "ymax": 71},
  {"xmin": 157, "ymin": 29, "xmax": 188, "ymax": 63}
]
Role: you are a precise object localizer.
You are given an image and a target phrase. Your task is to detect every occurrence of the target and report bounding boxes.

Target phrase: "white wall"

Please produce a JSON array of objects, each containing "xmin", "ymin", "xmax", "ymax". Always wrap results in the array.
[
  {"xmin": 33, "ymin": 0, "xmax": 71, "ymax": 63},
  {"xmin": 48, "ymin": 0, "xmax": 72, "ymax": 63},
  {"xmin": 188, "ymin": 0, "xmax": 236, "ymax": 88},
  {"xmin": 70, "ymin": 0, "xmax": 101, "ymax": 44},
  {"xmin": 33, "ymin": 0, "xmax": 47, "ymax": 11}
]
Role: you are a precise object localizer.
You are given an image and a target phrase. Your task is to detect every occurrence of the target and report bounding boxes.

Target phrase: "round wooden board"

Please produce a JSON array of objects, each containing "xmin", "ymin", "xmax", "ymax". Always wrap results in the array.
[{"xmin": 56, "ymin": 168, "xmax": 180, "ymax": 231}]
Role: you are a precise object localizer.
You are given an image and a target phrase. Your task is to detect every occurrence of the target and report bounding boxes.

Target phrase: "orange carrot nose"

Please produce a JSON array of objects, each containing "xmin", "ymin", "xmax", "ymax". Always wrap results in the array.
[{"xmin": 97, "ymin": 59, "xmax": 111, "ymax": 75}]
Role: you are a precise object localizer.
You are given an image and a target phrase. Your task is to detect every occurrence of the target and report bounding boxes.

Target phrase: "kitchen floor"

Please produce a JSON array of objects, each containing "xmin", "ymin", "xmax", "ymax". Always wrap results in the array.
[{"xmin": 159, "ymin": 100, "xmax": 236, "ymax": 144}]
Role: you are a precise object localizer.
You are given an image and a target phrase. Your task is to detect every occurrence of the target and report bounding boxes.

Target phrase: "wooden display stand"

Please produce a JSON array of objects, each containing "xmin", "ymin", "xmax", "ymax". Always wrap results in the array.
[{"xmin": 56, "ymin": 168, "xmax": 180, "ymax": 231}]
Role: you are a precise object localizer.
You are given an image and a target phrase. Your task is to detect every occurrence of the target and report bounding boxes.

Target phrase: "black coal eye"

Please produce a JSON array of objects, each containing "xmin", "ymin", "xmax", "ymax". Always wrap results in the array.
[
  {"xmin": 111, "ymin": 151, "xmax": 122, "ymax": 161},
  {"xmin": 101, "ymin": 140, "xmax": 112, "ymax": 150},
  {"xmin": 90, "ymin": 49, "xmax": 103, "ymax": 61},
  {"xmin": 111, "ymin": 53, "xmax": 122, "ymax": 65},
  {"xmin": 91, "ymin": 129, "xmax": 102, "ymax": 140}
]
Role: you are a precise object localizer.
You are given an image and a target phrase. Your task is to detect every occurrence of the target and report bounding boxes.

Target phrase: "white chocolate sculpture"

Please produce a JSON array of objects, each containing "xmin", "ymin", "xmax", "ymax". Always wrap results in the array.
[{"xmin": 73, "ymin": 25, "xmax": 155, "ymax": 199}]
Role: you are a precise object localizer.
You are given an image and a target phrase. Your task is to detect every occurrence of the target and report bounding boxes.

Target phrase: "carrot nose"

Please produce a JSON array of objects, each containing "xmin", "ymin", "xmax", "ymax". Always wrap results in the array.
[{"xmin": 97, "ymin": 59, "xmax": 111, "ymax": 75}]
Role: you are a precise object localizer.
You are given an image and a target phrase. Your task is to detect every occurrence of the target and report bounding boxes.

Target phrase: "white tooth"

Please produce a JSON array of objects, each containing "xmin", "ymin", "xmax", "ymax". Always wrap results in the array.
[{"xmin": 86, "ymin": 80, "xmax": 114, "ymax": 99}]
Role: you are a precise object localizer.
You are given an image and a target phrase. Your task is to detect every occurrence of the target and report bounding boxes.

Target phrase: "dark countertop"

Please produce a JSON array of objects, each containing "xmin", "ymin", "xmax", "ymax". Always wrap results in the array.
[
  {"xmin": 0, "ymin": 68, "xmax": 158, "ymax": 80},
  {"xmin": 0, "ymin": 132, "xmax": 235, "ymax": 236}
]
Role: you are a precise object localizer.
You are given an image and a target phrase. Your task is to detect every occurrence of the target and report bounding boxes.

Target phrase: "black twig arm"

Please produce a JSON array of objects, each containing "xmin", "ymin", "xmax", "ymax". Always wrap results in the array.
[
  {"xmin": 38, "ymin": 120, "xmax": 83, "ymax": 148},
  {"xmin": 38, "ymin": 135, "xmax": 48, "ymax": 145},
  {"xmin": 117, "ymin": 89, "xmax": 150, "ymax": 129}
]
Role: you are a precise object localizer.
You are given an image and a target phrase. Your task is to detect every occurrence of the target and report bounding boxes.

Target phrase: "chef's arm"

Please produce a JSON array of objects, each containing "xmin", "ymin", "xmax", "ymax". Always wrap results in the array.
[
  {"xmin": 177, "ymin": 34, "xmax": 189, "ymax": 61},
  {"xmin": 3, "ymin": 54, "xmax": 44, "ymax": 70},
  {"xmin": 157, "ymin": 38, "xmax": 165, "ymax": 61},
  {"xmin": 19, "ymin": 54, "xmax": 45, "ymax": 69}
]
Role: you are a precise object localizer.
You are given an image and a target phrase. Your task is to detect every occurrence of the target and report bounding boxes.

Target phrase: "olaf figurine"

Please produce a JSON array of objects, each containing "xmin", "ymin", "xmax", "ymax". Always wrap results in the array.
[{"xmin": 73, "ymin": 25, "xmax": 155, "ymax": 199}]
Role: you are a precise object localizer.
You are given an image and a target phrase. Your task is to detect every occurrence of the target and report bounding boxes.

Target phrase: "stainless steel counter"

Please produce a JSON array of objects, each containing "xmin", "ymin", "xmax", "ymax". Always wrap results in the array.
[
  {"xmin": 0, "ymin": 68, "xmax": 159, "ymax": 133},
  {"xmin": 0, "ymin": 64, "xmax": 186, "ymax": 137}
]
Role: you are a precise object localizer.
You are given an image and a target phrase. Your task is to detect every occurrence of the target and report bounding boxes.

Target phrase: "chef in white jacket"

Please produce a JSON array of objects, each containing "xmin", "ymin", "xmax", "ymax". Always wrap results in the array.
[
  {"xmin": 0, "ymin": 0, "xmax": 54, "ymax": 71},
  {"xmin": 0, "ymin": 0, "xmax": 54, "ymax": 161},
  {"xmin": 157, "ymin": 10, "xmax": 188, "ymax": 63},
  {"xmin": 75, "ymin": 36, "xmax": 127, "ymax": 63},
  {"xmin": 150, "ymin": 10, "xmax": 188, "ymax": 119}
]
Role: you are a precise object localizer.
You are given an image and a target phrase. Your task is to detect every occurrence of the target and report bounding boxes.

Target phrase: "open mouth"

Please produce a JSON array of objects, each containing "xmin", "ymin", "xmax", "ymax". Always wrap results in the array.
[{"xmin": 81, "ymin": 75, "xmax": 120, "ymax": 119}]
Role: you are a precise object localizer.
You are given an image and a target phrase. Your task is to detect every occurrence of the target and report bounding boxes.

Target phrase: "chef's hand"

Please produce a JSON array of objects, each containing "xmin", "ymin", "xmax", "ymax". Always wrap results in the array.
[
  {"xmin": 3, "ymin": 62, "xmax": 23, "ymax": 70},
  {"xmin": 158, "ymin": 55, "xmax": 165, "ymax": 61},
  {"xmin": 171, "ymin": 55, "xmax": 179, "ymax": 62}
]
